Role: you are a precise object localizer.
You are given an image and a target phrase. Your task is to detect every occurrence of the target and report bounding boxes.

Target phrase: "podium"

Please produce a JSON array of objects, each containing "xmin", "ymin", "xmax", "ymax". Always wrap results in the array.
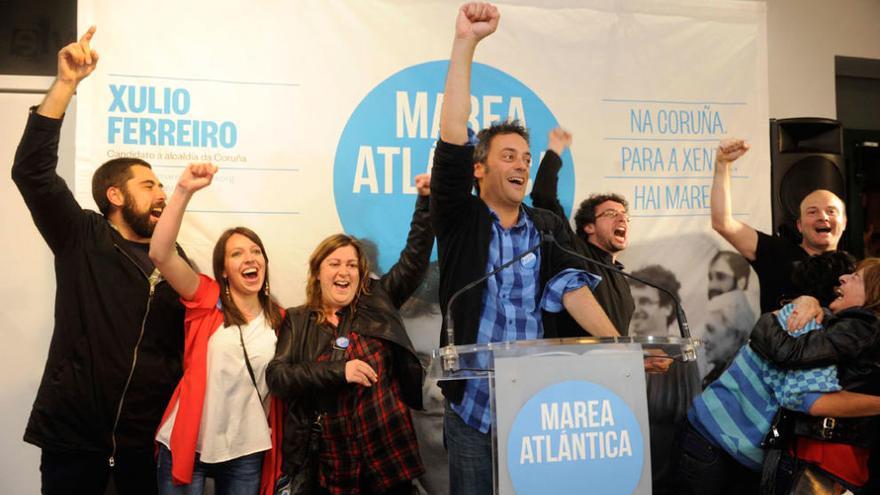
[{"xmin": 427, "ymin": 336, "xmax": 701, "ymax": 495}]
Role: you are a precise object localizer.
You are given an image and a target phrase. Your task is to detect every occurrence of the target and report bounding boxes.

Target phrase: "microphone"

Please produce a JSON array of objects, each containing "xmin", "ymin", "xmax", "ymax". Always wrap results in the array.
[
  {"xmin": 441, "ymin": 238, "xmax": 545, "ymax": 371},
  {"xmin": 540, "ymin": 232, "xmax": 691, "ymax": 339}
]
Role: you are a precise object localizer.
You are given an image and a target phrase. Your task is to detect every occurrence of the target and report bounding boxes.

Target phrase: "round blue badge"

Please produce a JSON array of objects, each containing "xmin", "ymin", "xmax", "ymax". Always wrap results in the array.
[
  {"xmin": 335, "ymin": 336, "xmax": 350, "ymax": 349},
  {"xmin": 333, "ymin": 60, "xmax": 574, "ymax": 272},
  {"xmin": 520, "ymin": 252, "xmax": 537, "ymax": 268},
  {"xmin": 507, "ymin": 380, "xmax": 645, "ymax": 494}
]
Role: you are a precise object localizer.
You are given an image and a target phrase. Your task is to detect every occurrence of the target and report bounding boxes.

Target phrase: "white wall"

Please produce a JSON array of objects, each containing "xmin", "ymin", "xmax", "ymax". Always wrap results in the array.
[
  {"xmin": 0, "ymin": 87, "xmax": 76, "ymax": 492},
  {"xmin": 3, "ymin": 1, "xmax": 880, "ymax": 493},
  {"xmin": 767, "ymin": 0, "xmax": 880, "ymax": 119}
]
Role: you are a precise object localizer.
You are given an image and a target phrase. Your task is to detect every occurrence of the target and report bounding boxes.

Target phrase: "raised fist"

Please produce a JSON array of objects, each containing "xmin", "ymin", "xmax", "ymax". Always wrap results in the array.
[
  {"xmin": 716, "ymin": 139, "xmax": 750, "ymax": 165},
  {"xmin": 456, "ymin": 2, "xmax": 500, "ymax": 42},
  {"xmin": 415, "ymin": 173, "xmax": 431, "ymax": 196},
  {"xmin": 548, "ymin": 128, "xmax": 573, "ymax": 156},
  {"xmin": 177, "ymin": 163, "xmax": 218, "ymax": 194}
]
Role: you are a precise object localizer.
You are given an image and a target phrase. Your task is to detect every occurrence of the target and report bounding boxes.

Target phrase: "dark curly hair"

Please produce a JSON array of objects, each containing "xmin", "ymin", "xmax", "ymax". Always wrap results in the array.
[
  {"xmin": 573, "ymin": 193, "xmax": 628, "ymax": 241},
  {"xmin": 790, "ymin": 251, "xmax": 856, "ymax": 307}
]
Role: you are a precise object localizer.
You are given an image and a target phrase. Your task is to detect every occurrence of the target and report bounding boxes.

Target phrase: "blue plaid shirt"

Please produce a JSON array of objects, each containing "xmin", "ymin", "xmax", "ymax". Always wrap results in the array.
[{"xmin": 451, "ymin": 207, "xmax": 600, "ymax": 433}]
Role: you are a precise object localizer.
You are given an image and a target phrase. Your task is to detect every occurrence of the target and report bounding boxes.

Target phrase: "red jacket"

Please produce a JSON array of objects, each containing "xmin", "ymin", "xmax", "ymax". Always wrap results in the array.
[{"xmin": 157, "ymin": 274, "xmax": 283, "ymax": 494}]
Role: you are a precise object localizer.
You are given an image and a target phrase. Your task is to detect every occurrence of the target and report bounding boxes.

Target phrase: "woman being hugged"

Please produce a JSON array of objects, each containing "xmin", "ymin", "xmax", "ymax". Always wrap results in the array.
[
  {"xmin": 267, "ymin": 175, "xmax": 433, "ymax": 495},
  {"xmin": 150, "ymin": 163, "xmax": 283, "ymax": 495},
  {"xmin": 750, "ymin": 257, "xmax": 880, "ymax": 493}
]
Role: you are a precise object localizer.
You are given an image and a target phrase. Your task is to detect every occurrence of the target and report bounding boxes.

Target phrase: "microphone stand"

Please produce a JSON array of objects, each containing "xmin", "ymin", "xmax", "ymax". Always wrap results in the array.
[
  {"xmin": 441, "ymin": 239, "xmax": 545, "ymax": 371},
  {"xmin": 440, "ymin": 230, "xmax": 692, "ymax": 371},
  {"xmin": 541, "ymin": 232, "xmax": 691, "ymax": 339}
]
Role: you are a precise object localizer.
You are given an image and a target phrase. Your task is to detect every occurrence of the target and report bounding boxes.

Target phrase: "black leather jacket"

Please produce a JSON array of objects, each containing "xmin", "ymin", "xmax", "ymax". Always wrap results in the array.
[
  {"xmin": 266, "ymin": 196, "xmax": 431, "ymax": 477},
  {"xmin": 749, "ymin": 308, "xmax": 880, "ymax": 446}
]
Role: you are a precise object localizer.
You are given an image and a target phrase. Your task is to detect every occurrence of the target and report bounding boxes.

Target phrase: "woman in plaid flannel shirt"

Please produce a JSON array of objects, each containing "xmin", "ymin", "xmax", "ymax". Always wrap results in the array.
[{"xmin": 267, "ymin": 176, "xmax": 433, "ymax": 495}]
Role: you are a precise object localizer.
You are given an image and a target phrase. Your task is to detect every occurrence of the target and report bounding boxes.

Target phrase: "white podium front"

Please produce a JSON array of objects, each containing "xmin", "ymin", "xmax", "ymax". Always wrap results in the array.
[{"xmin": 427, "ymin": 336, "xmax": 700, "ymax": 495}]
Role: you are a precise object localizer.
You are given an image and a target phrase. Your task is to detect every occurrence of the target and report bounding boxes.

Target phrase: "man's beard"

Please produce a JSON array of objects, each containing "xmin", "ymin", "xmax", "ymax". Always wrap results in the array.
[{"xmin": 121, "ymin": 192, "xmax": 156, "ymax": 239}]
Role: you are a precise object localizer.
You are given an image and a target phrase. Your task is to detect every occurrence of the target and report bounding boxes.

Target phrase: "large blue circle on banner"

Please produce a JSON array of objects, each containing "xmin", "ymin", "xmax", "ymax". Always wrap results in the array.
[
  {"xmin": 333, "ymin": 60, "xmax": 575, "ymax": 272},
  {"xmin": 507, "ymin": 380, "xmax": 644, "ymax": 494}
]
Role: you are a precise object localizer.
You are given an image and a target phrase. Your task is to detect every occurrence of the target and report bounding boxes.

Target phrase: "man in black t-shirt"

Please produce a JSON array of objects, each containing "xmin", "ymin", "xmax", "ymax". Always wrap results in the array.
[{"xmin": 710, "ymin": 139, "xmax": 846, "ymax": 312}]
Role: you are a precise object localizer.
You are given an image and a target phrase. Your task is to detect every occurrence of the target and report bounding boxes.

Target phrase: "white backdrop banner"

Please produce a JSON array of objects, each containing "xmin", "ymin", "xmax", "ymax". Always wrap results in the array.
[
  {"xmin": 75, "ymin": 0, "xmax": 768, "ymax": 397},
  {"xmin": 75, "ymin": 0, "xmax": 768, "ymax": 491},
  {"xmin": 76, "ymin": 0, "xmax": 769, "ymax": 314}
]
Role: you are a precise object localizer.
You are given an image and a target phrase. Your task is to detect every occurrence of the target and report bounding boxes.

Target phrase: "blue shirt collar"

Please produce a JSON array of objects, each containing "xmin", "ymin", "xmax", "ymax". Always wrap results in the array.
[{"xmin": 487, "ymin": 204, "xmax": 531, "ymax": 231}]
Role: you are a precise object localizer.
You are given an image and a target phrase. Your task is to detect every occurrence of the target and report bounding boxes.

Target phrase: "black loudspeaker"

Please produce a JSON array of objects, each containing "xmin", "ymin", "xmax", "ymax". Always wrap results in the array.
[{"xmin": 769, "ymin": 118, "xmax": 845, "ymax": 242}]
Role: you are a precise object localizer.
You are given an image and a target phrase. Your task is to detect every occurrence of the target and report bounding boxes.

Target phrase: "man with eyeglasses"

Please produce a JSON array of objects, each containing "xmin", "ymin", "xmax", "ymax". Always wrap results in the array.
[{"xmin": 532, "ymin": 128, "xmax": 636, "ymax": 334}]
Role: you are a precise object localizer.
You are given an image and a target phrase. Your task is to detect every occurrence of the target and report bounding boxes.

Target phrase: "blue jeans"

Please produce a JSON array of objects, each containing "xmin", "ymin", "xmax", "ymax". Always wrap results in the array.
[
  {"xmin": 444, "ymin": 403, "xmax": 493, "ymax": 495},
  {"xmin": 157, "ymin": 444, "xmax": 263, "ymax": 495}
]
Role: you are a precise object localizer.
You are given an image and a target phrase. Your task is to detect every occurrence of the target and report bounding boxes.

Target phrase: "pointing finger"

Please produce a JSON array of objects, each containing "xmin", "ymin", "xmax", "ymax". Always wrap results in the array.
[{"xmin": 80, "ymin": 26, "xmax": 96, "ymax": 65}]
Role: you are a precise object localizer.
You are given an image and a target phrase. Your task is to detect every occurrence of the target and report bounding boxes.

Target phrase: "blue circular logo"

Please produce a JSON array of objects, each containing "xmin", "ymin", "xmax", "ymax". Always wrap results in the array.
[
  {"xmin": 507, "ymin": 381, "xmax": 644, "ymax": 494},
  {"xmin": 333, "ymin": 61, "xmax": 574, "ymax": 272}
]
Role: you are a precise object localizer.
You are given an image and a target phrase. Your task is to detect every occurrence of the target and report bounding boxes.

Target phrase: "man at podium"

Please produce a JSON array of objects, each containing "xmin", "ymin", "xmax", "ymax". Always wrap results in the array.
[{"xmin": 429, "ymin": 3, "xmax": 619, "ymax": 494}]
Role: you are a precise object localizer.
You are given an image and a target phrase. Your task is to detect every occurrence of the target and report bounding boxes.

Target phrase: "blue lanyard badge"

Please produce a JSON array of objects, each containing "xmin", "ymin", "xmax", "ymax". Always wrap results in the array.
[
  {"xmin": 520, "ymin": 252, "xmax": 537, "ymax": 268},
  {"xmin": 334, "ymin": 336, "xmax": 350, "ymax": 350}
]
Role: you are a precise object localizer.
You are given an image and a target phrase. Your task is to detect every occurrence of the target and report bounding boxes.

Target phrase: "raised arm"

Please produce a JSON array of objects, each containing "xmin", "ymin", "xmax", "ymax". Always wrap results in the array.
[
  {"xmin": 439, "ymin": 2, "xmax": 499, "ymax": 145},
  {"xmin": 11, "ymin": 27, "xmax": 99, "ymax": 254},
  {"xmin": 431, "ymin": 3, "xmax": 500, "ymax": 236},
  {"xmin": 149, "ymin": 163, "xmax": 217, "ymax": 299},
  {"xmin": 39, "ymin": 26, "xmax": 99, "ymax": 119},
  {"xmin": 530, "ymin": 128, "xmax": 571, "ymax": 221},
  {"xmin": 381, "ymin": 174, "xmax": 434, "ymax": 307},
  {"xmin": 711, "ymin": 139, "xmax": 758, "ymax": 260}
]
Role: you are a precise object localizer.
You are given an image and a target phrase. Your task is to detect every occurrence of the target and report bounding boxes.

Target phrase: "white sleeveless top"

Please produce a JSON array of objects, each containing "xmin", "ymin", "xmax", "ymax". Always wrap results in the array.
[{"xmin": 156, "ymin": 312, "xmax": 277, "ymax": 462}]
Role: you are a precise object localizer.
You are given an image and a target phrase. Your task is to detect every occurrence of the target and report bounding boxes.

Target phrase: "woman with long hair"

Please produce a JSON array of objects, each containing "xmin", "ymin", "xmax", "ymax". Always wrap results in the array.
[
  {"xmin": 267, "ymin": 175, "xmax": 433, "ymax": 495},
  {"xmin": 676, "ymin": 252, "xmax": 880, "ymax": 494},
  {"xmin": 149, "ymin": 163, "xmax": 283, "ymax": 494},
  {"xmin": 750, "ymin": 257, "xmax": 880, "ymax": 494}
]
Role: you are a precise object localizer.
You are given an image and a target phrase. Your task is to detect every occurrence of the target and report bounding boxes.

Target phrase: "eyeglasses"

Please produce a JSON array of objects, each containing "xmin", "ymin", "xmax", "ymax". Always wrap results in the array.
[{"xmin": 596, "ymin": 209, "xmax": 631, "ymax": 222}]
